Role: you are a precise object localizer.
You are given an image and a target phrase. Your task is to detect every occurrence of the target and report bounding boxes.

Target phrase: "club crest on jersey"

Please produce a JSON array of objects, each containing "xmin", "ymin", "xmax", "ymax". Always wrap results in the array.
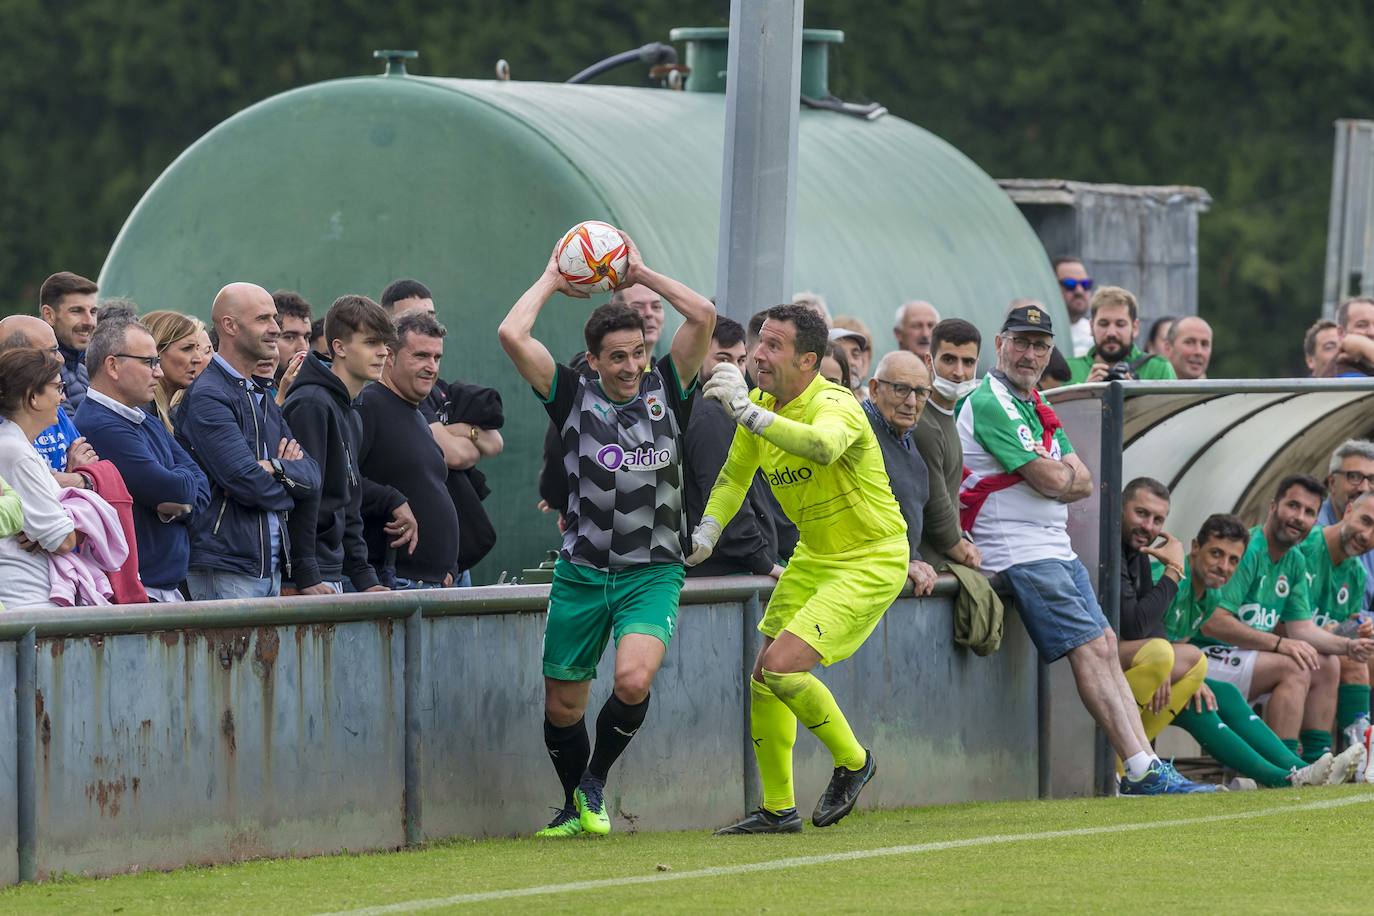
[
  {"xmin": 1338, "ymin": 585, "xmax": 1350, "ymax": 606},
  {"xmin": 1275, "ymin": 574, "xmax": 1289, "ymax": 598},
  {"xmin": 595, "ymin": 443, "xmax": 672, "ymax": 472},
  {"xmin": 645, "ymin": 393, "xmax": 665, "ymax": 421}
]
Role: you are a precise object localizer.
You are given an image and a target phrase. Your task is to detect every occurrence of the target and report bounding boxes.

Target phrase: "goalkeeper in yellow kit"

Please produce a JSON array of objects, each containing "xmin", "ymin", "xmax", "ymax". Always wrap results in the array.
[{"xmin": 690, "ymin": 304, "xmax": 909, "ymax": 834}]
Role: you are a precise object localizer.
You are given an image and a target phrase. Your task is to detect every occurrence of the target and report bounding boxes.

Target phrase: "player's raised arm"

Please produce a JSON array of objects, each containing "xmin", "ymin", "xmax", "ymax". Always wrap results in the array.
[
  {"xmin": 613, "ymin": 232, "xmax": 715, "ymax": 386},
  {"xmin": 497, "ymin": 243, "xmax": 588, "ymax": 399}
]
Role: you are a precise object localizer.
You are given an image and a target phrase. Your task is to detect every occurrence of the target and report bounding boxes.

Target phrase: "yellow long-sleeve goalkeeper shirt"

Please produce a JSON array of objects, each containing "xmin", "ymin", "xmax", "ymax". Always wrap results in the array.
[{"xmin": 702, "ymin": 374, "xmax": 906, "ymax": 557}]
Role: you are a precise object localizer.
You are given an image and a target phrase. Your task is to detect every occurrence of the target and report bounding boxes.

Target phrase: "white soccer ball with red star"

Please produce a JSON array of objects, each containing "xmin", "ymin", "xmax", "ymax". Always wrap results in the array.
[{"xmin": 556, "ymin": 220, "xmax": 629, "ymax": 292}]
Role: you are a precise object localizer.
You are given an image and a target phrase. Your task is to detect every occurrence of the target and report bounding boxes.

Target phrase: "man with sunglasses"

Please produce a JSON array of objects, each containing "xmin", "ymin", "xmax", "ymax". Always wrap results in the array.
[
  {"xmin": 1054, "ymin": 257, "xmax": 1095, "ymax": 357},
  {"xmin": 1065, "ymin": 286, "xmax": 1176, "ymax": 384},
  {"xmin": 959, "ymin": 304, "xmax": 1212, "ymax": 793},
  {"xmin": 864, "ymin": 351, "xmax": 939, "ymax": 596},
  {"xmin": 1318, "ymin": 440, "xmax": 1374, "ymax": 618}
]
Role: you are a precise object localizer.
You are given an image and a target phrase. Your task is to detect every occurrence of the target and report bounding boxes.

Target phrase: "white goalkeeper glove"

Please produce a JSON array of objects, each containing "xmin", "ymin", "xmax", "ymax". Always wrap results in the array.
[
  {"xmin": 685, "ymin": 516, "xmax": 723, "ymax": 567},
  {"xmin": 702, "ymin": 362, "xmax": 774, "ymax": 433}
]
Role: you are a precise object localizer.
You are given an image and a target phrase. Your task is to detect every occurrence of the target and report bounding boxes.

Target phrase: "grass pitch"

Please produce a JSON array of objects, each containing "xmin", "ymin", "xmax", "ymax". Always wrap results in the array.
[{"xmin": 4, "ymin": 788, "xmax": 1371, "ymax": 914}]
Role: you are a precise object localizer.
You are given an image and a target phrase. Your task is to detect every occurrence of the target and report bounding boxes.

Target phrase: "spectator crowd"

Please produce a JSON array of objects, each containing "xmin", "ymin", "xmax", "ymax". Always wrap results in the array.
[{"xmin": 1, "ymin": 252, "xmax": 1372, "ymax": 792}]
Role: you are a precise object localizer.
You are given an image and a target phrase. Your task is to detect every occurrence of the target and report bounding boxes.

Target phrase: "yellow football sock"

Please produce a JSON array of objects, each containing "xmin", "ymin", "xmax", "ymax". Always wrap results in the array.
[
  {"xmin": 762, "ymin": 668, "xmax": 867, "ymax": 771},
  {"xmin": 750, "ymin": 677, "xmax": 798, "ymax": 813},
  {"xmin": 1118, "ymin": 639, "xmax": 1173, "ymax": 774},
  {"xmin": 1149, "ymin": 654, "xmax": 1206, "ymax": 741}
]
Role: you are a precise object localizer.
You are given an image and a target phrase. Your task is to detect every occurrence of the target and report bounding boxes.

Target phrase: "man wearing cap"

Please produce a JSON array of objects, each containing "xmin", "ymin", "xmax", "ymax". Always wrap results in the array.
[
  {"xmin": 830, "ymin": 317, "xmax": 872, "ymax": 399},
  {"xmin": 958, "ymin": 303, "xmax": 1214, "ymax": 794}
]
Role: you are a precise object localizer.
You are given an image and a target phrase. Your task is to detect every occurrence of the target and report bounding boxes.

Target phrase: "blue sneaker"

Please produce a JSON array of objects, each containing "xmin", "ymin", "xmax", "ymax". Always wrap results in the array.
[
  {"xmin": 1159, "ymin": 760, "xmax": 1223, "ymax": 793},
  {"xmin": 1120, "ymin": 760, "xmax": 1222, "ymax": 796}
]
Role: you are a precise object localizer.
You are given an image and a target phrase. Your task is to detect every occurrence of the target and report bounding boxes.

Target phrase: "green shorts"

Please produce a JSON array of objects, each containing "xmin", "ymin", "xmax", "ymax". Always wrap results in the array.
[
  {"xmin": 543, "ymin": 558, "xmax": 684, "ymax": 681},
  {"xmin": 761, "ymin": 534, "xmax": 908, "ymax": 666}
]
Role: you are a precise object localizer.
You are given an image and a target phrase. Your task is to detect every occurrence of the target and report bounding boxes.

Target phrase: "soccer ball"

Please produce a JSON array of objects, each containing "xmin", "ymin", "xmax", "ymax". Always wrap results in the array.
[{"xmin": 556, "ymin": 220, "xmax": 629, "ymax": 292}]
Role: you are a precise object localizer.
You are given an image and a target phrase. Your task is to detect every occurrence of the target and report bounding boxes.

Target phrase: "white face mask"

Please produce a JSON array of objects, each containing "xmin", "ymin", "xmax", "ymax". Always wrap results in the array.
[{"xmin": 931, "ymin": 373, "xmax": 979, "ymax": 401}]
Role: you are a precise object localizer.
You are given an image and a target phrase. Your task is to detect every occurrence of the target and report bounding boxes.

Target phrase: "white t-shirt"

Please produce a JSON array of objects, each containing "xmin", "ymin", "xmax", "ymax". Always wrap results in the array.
[
  {"xmin": 0, "ymin": 419, "xmax": 74, "ymax": 609},
  {"xmin": 1070, "ymin": 316, "xmax": 1093, "ymax": 358},
  {"xmin": 957, "ymin": 374, "xmax": 1076, "ymax": 573}
]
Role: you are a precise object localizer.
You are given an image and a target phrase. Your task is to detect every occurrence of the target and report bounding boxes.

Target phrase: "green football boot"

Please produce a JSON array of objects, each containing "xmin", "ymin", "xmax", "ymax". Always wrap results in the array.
[
  {"xmin": 574, "ymin": 779, "xmax": 611, "ymax": 836},
  {"xmin": 535, "ymin": 805, "xmax": 584, "ymax": 838}
]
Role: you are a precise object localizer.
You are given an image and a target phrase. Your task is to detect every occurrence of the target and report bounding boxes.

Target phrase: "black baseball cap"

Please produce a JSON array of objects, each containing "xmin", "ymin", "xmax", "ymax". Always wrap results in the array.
[{"xmin": 1001, "ymin": 303, "xmax": 1054, "ymax": 335}]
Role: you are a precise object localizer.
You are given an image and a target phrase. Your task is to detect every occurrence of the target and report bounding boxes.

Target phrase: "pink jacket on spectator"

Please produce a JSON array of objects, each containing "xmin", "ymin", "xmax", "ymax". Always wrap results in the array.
[{"xmin": 47, "ymin": 488, "xmax": 128, "ymax": 607}]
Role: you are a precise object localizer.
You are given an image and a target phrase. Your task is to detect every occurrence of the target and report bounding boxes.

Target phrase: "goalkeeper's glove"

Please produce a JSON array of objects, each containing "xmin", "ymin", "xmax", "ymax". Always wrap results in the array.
[
  {"xmin": 702, "ymin": 362, "xmax": 774, "ymax": 433},
  {"xmin": 685, "ymin": 516, "xmax": 723, "ymax": 567}
]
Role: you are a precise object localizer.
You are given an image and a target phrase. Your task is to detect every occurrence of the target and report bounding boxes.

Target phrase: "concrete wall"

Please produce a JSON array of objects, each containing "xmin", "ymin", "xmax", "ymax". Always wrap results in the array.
[{"xmin": 1, "ymin": 582, "xmax": 1067, "ymax": 883}]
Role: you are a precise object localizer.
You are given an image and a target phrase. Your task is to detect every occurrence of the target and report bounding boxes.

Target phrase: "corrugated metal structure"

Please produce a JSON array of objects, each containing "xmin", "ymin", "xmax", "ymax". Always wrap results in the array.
[
  {"xmin": 98, "ymin": 35, "xmax": 1065, "ymax": 581},
  {"xmin": 1323, "ymin": 119, "xmax": 1374, "ymax": 317},
  {"xmin": 1002, "ymin": 179, "xmax": 1211, "ymax": 332}
]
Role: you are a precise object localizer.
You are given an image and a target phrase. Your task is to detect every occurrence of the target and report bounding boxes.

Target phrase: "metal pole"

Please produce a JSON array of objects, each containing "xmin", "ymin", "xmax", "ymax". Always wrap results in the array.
[
  {"xmin": 1036, "ymin": 659, "xmax": 1051, "ymax": 799},
  {"xmin": 713, "ymin": 0, "xmax": 804, "ymax": 321},
  {"xmin": 16, "ymin": 628, "xmax": 36, "ymax": 882},
  {"xmin": 1095, "ymin": 382, "xmax": 1125, "ymax": 797},
  {"xmin": 403, "ymin": 608, "xmax": 423, "ymax": 845},
  {"xmin": 742, "ymin": 592, "xmax": 763, "ymax": 814}
]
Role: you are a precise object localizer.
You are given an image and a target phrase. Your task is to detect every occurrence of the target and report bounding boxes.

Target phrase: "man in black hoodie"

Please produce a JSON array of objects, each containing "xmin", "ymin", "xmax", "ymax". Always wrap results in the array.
[{"xmin": 282, "ymin": 295, "xmax": 395, "ymax": 594}]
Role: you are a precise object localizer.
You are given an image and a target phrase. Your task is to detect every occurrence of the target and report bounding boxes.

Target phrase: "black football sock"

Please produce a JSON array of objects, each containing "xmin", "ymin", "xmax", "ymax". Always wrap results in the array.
[
  {"xmin": 586, "ymin": 692, "xmax": 650, "ymax": 782},
  {"xmin": 544, "ymin": 716, "xmax": 590, "ymax": 809}
]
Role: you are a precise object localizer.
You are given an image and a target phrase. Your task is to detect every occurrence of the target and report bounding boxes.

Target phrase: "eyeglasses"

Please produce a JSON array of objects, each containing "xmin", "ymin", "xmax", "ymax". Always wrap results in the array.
[
  {"xmin": 1004, "ymin": 336, "xmax": 1053, "ymax": 356},
  {"xmin": 872, "ymin": 379, "xmax": 930, "ymax": 401},
  {"xmin": 113, "ymin": 354, "xmax": 161, "ymax": 370},
  {"xmin": 1059, "ymin": 278, "xmax": 1094, "ymax": 292},
  {"xmin": 49, "ymin": 380, "xmax": 66, "ymax": 395},
  {"xmin": 1340, "ymin": 470, "xmax": 1374, "ymax": 487}
]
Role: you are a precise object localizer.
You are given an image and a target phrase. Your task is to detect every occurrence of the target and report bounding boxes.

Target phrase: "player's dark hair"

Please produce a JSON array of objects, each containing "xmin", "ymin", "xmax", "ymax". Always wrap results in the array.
[
  {"xmin": 310, "ymin": 318, "xmax": 325, "ymax": 346},
  {"xmin": 272, "ymin": 289, "xmax": 313, "ymax": 324},
  {"xmin": 1043, "ymin": 346, "xmax": 1072, "ymax": 383},
  {"xmin": 584, "ymin": 303, "xmax": 645, "ymax": 356},
  {"xmin": 1148, "ymin": 316, "xmax": 1175, "ymax": 349},
  {"xmin": 1195, "ymin": 513, "xmax": 1248, "ymax": 549},
  {"xmin": 1273, "ymin": 473, "xmax": 1326, "ymax": 505},
  {"xmin": 39, "ymin": 271, "xmax": 97, "ymax": 313},
  {"xmin": 824, "ymin": 342, "xmax": 851, "ymax": 388},
  {"xmin": 1051, "ymin": 256, "xmax": 1084, "ymax": 271},
  {"xmin": 324, "ymin": 295, "xmax": 395, "ymax": 356},
  {"xmin": 1122, "ymin": 477, "xmax": 1170, "ymax": 505},
  {"xmin": 380, "ymin": 278, "xmax": 433, "ymax": 311},
  {"xmin": 764, "ymin": 303, "xmax": 828, "ymax": 365},
  {"xmin": 748, "ymin": 310, "xmax": 768, "ymax": 340},
  {"xmin": 931, "ymin": 318, "xmax": 981, "ymax": 355},
  {"xmin": 712, "ymin": 316, "xmax": 745, "ymax": 349},
  {"xmin": 393, "ymin": 310, "xmax": 446, "ymax": 351}
]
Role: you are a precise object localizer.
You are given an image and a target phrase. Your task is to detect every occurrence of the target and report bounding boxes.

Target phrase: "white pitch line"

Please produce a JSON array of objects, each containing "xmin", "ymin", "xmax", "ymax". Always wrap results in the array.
[{"xmin": 318, "ymin": 794, "xmax": 1374, "ymax": 915}]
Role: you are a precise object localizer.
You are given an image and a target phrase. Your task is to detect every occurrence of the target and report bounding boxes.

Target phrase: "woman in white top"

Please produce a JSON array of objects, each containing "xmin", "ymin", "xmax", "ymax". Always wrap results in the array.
[{"xmin": 0, "ymin": 348, "xmax": 78, "ymax": 609}]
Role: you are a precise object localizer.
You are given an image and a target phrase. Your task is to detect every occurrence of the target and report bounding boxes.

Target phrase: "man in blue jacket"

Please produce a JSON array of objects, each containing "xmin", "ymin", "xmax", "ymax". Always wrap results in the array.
[
  {"xmin": 76, "ymin": 314, "xmax": 210, "ymax": 602},
  {"xmin": 178, "ymin": 283, "xmax": 320, "ymax": 600}
]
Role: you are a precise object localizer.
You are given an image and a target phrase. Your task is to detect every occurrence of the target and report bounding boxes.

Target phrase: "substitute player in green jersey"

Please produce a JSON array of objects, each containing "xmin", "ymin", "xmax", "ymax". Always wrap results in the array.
[
  {"xmin": 1199, "ymin": 475, "xmax": 1374, "ymax": 774},
  {"xmin": 690, "ymin": 304, "xmax": 908, "ymax": 833},
  {"xmin": 1158, "ymin": 514, "xmax": 1345, "ymax": 787},
  {"xmin": 1298, "ymin": 490, "xmax": 1374, "ymax": 760}
]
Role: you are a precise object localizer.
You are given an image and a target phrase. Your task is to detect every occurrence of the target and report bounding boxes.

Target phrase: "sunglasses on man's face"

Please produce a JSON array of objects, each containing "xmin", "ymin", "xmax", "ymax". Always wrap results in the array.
[{"xmin": 1059, "ymin": 278, "xmax": 1094, "ymax": 292}]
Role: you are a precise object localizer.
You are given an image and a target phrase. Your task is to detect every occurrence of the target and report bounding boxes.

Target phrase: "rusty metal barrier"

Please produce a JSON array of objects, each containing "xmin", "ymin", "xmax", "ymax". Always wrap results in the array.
[{"xmin": 3, "ymin": 574, "xmax": 1051, "ymax": 885}]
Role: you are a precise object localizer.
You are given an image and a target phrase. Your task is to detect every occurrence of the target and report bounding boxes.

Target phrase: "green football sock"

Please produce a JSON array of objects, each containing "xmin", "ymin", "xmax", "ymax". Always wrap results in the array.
[
  {"xmin": 1300, "ymin": 729, "xmax": 1333, "ymax": 764},
  {"xmin": 1337, "ymin": 684, "xmax": 1370, "ymax": 732},
  {"xmin": 1208, "ymin": 679, "xmax": 1308, "ymax": 770},
  {"xmin": 1175, "ymin": 706, "xmax": 1293, "ymax": 788},
  {"xmin": 762, "ymin": 668, "xmax": 867, "ymax": 771},
  {"xmin": 749, "ymin": 677, "xmax": 798, "ymax": 814}
]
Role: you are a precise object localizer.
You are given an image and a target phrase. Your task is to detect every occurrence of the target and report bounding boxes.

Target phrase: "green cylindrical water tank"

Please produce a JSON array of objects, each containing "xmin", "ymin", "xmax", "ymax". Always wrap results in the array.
[{"xmin": 100, "ymin": 43, "xmax": 1065, "ymax": 583}]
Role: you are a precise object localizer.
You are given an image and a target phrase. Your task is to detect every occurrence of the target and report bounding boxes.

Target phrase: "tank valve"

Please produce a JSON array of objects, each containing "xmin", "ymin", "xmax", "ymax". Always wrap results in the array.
[
  {"xmin": 495, "ymin": 59, "xmax": 511, "ymax": 81},
  {"xmin": 373, "ymin": 49, "xmax": 418, "ymax": 77}
]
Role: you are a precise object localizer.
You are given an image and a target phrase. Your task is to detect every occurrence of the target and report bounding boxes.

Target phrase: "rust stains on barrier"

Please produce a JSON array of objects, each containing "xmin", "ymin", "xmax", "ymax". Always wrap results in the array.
[
  {"xmin": 86, "ymin": 777, "xmax": 127, "ymax": 818},
  {"xmin": 221, "ymin": 709, "xmax": 237, "ymax": 755}
]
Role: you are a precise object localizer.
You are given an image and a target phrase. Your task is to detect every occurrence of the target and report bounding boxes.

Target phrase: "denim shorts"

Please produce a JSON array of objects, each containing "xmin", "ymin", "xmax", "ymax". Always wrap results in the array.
[{"xmin": 1002, "ymin": 557, "xmax": 1109, "ymax": 663}]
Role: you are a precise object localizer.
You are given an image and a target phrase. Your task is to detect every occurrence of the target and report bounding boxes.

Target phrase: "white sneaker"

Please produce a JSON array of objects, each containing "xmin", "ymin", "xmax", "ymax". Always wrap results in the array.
[
  {"xmin": 1364, "ymin": 727, "xmax": 1374, "ymax": 785},
  {"xmin": 1344, "ymin": 716, "xmax": 1371, "ymax": 780},
  {"xmin": 1328, "ymin": 743, "xmax": 1364, "ymax": 785},
  {"xmin": 1290, "ymin": 752, "xmax": 1334, "ymax": 787}
]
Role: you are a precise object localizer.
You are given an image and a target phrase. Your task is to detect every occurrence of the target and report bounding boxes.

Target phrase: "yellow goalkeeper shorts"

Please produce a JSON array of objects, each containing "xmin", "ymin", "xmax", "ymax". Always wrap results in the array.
[{"xmin": 760, "ymin": 534, "xmax": 908, "ymax": 666}]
